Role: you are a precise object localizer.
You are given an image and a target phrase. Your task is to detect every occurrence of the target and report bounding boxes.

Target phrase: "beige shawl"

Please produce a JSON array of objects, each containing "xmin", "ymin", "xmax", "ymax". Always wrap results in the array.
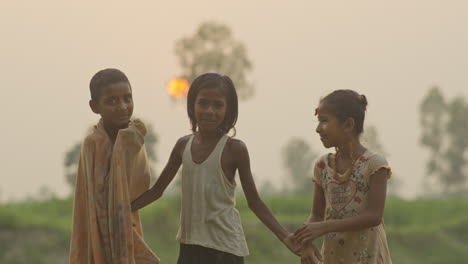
[{"xmin": 69, "ymin": 119, "xmax": 159, "ymax": 264}]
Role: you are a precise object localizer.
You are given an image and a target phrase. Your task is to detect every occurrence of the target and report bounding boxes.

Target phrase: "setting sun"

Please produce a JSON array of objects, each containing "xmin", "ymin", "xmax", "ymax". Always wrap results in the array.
[{"xmin": 167, "ymin": 78, "xmax": 189, "ymax": 99}]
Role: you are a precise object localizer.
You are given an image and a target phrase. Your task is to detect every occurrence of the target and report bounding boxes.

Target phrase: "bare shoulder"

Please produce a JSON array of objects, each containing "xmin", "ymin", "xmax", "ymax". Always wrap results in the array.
[
  {"xmin": 174, "ymin": 134, "xmax": 192, "ymax": 153},
  {"xmin": 177, "ymin": 134, "xmax": 192, "ymax": 145},
  {"xmin": 226, "ymin": 137, "xmax": 249, "ymax": 157}
]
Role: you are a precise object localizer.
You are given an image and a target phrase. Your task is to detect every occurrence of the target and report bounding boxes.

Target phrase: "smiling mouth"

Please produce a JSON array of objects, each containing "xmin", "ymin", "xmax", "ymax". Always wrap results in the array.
[{"xmin": 117, "ymin": 115, "xmax": 129, "ymax": 121}]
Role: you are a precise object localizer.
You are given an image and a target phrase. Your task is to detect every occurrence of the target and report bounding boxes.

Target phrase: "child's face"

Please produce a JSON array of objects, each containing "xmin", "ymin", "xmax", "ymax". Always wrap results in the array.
[
  {"xmin": 91, "ymin": 81, "xmax": 133, "ymax": 130},
  {"xmin": 194, "ymin": 88, "xmax": 227, "ymax": 132},
  {"xmin": 315, "ymin": 102, "xmax": 347, "ymax": 148}
]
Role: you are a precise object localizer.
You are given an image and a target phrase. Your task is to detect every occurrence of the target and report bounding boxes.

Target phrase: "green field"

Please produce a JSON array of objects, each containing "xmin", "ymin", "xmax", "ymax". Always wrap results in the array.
[{"xmin": 1, "ymin": 196, "xmax": 467, "ymax": 263}]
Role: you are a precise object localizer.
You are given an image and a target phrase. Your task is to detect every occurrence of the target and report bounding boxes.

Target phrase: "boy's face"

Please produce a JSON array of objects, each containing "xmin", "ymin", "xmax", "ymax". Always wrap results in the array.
[{"xmin": 90, "ymin": 81, "xmax": 133, "ymax": 130}]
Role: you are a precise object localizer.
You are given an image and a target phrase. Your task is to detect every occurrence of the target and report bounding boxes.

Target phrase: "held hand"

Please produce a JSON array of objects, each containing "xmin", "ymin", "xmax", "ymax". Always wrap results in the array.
[
  {"xmin": 300, "ymin": 243, "xmax": 323, "ymax": 264},
  {"xmin": 282, "ymin": 233, "xmax": 302, "ymax": 256},
  {"xmin": 294, "ymin": 222, "xmax": 326, "ymax": 244}
]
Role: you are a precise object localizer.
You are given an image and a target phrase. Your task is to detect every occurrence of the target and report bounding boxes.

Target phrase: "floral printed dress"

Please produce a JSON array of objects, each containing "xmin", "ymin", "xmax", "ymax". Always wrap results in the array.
[{"xmin": 312, "ymin": 150, "xmax": 392, "ymax": 264}]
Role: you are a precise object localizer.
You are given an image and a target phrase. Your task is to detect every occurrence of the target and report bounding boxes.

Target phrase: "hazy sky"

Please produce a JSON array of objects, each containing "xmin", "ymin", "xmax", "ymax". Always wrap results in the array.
[{"xmin": 1, "ymin": 0, "xmax": 468, "ymax": 202}]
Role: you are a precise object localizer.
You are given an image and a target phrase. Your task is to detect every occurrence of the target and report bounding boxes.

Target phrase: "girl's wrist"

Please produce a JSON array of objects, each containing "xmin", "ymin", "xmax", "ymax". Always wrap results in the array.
[
  {"xmin": 322, "ymin": 220, "xmax": 334, "ymax": 234},
  {"xmin": 279, "ymin": 230, "xmax": 289, "ymax": 242}
]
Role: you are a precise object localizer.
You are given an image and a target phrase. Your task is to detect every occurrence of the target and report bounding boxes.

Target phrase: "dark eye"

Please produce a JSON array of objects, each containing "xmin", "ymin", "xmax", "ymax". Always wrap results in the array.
[
  {"xmin": 124, "ymin": 95, "xmax": 133, "ymax": 103},
  {"xmin": 107, "ymin": 97, "xmax": 117, "ymax": 105}
]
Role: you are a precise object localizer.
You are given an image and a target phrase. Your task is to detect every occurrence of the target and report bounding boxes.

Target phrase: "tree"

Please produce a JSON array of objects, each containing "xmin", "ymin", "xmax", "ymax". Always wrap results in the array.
[
  {"xmin": 64, "ymin": 142, "xmax": 81, "ymax": 190},
  {"xmin": 258, "ymin": 179, "xmax": 280, "ymax": 196},
  {"xmin": 37, "ymin": 185, "xmax": 56, "ymax": 200},
  {"xmin": 64, "ymin": 121, "xmax": 159, "ymax": 192},
  {"xmin": 362, "ymin": 125, "xmax": 401, "ymax": 197},
  {"xmin": 420, "ymin": 86, "xmax": 468, "ymax": 195},
  {"xmin": 420, "ymin": 86, "xmax": 446, "ymax": 190},
  {"xmin": 281, "ymin": 137, "xmax": 317, "ymax": 194},
  {"xmin": 444, "ymin": 97, "xmax": 468, "ymax": 192},
  {"xmin": 175, "ymin": 21, "xmax": 254, "ymax": 100},
  {"xmin": 144, "ymin": 123, "xmax": 159, "ymax": 184},
  {"xmin": 361, "ymin": 125, "xmax": 387, "ymax": 156}
]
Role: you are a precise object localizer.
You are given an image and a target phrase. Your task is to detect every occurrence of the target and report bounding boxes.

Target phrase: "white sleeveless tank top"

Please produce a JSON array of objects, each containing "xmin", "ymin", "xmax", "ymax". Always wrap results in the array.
[{"xmin": 176, "ymin": 134, "xmax": 249, "ymax": 257}]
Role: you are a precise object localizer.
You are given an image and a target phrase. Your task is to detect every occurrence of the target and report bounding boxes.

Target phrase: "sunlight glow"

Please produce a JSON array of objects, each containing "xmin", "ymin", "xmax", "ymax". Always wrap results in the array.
[{"xmin": 167, "ymin": 78, "xmax": 189, "ymax": 99}]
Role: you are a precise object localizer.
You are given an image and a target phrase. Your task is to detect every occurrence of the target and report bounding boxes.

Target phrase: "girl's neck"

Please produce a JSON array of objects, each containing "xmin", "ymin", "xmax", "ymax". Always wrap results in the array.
[
  {"xmin": 195, "ymin": 129, "xmax": 223, "ymax": 143},
  {"xmin": 335, "ymin": 139, "xmax": 366, "ymax": 160}
]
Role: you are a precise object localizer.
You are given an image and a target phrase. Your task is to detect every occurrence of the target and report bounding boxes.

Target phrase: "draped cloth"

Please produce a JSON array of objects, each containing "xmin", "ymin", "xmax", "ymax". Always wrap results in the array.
[{"xmin": 69, "ymin": 119, "xmax": 159, "ymax": 264}]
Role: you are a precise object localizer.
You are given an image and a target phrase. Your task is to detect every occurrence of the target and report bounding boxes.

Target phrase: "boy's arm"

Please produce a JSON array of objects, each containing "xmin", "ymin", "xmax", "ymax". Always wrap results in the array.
[
  {"xmin": 295, "ymin": 168, "xmax": 389, "ymax": 243},
  {"xmin": 234, "ymin": 140, "xmax": 300, "ymax": 255},
  {"xmin": 131, "ymin": 136, "xmax": 187, "ymax": 211}
]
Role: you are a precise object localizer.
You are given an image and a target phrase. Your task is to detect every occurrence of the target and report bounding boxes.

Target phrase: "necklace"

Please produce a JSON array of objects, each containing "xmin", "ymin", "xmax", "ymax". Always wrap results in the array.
[{"xmin": 332, "ymin": 146, "xmax": 364, "ymax": 183}]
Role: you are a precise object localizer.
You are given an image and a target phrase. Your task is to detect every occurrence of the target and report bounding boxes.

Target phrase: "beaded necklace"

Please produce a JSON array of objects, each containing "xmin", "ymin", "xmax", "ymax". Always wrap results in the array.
[{"xmin": 332, "ymin": 145, "xmax": 365, "ymax": 183}]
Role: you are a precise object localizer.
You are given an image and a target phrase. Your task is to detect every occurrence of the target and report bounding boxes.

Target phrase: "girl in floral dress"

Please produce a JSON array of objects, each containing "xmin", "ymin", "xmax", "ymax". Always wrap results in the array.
[{"xmin": 294, "ymin": 90, "xmax": 392, "ymax": 264}]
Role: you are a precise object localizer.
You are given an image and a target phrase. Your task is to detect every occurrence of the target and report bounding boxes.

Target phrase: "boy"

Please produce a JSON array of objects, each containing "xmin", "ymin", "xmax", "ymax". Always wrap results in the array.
[{"xmin": 69, "ymin": 68, "xmax": 159, "ymax": 264}]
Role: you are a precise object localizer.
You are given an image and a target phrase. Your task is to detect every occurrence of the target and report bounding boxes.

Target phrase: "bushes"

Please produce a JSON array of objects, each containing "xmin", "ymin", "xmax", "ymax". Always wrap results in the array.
[{"xmin": 1, "ymin": 196, "xmax": 467, "ymax": 263}]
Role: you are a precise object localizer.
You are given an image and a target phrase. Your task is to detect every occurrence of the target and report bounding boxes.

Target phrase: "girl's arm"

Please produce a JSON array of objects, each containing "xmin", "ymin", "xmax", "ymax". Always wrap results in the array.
[
  {"xmin": 300, "ymin": 181, "xmax": 326, "ymax": 262},
  {"xmin": 131, "ymin": 136, "xmax": 187, "ymax": 211},
  {"xmin": 307, "ymin": 183, "xmax": 326, "ymax": 224},
  {"xmin": 234, "ymin": 140, "xmax": 300, "ymax": 254},
  {"xmin": 295, "ymin": 168, "xmax": 389, "ymax": 243}
]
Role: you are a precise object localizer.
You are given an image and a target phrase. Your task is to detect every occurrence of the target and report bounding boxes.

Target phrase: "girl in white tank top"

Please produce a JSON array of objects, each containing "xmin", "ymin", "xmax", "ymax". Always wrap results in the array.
[{"xmin": 131, "ymin": 73, "xmax": 303, "ymax": 263}]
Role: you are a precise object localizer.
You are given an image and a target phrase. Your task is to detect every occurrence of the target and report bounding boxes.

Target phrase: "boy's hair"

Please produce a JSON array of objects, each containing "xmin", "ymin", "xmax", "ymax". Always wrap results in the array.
[
  {"xmin": 187, "ymin": 73, "xmax": 238, "ymax": 135},
  {"xmin": 320, "ymin": 89, "xmax": 368, "ymax": 135},
  {"xmin": 89, "ymin": 68, "xmax": 131, "ymax": 101}
]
